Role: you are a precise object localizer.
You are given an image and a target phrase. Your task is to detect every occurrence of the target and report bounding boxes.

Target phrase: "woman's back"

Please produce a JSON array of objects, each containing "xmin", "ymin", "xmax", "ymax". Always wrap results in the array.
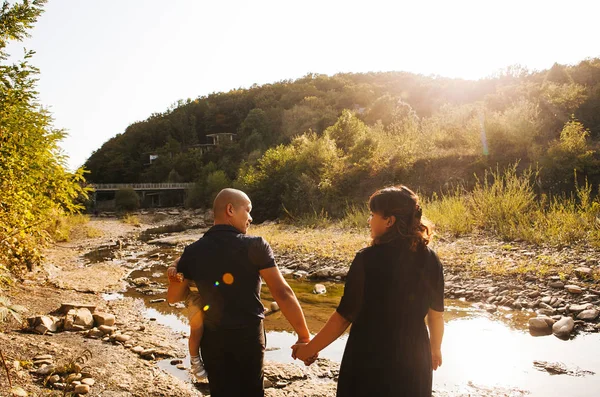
[{"xmin": 336, "ymin": 241, "xmax": 444, "ymax": 397}]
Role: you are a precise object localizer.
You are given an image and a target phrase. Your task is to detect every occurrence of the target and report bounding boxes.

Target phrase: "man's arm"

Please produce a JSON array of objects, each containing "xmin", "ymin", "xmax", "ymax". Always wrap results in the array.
[{"xmin": 260, "ymin": 267, "xmax": 310, "ymax": 342}]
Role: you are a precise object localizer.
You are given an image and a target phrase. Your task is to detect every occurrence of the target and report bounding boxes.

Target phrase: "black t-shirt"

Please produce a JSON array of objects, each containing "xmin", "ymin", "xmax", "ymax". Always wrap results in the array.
[
  {"xmin": 337, "ymin": 242, "xmax": 445, "ymax": 324},
  {"xmin": 177, "ymin": 224, "xmax": 276, "ymax": 329}
]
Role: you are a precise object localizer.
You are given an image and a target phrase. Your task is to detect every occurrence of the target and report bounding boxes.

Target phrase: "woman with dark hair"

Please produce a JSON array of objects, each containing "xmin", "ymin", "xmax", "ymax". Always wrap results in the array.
[{"xmin": 293, "ymin": 186, "xmax": 445, "ymax": 397}]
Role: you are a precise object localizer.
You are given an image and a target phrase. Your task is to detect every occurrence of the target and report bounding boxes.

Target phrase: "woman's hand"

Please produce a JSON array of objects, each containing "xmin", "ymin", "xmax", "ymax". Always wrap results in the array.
[
  {"xmin": 431, "ymin": 348, "xmax": 442, "ymax": 370},
  {"xmin": 291, "ymin": 343, "xmax": 318, "ymax": 366}
]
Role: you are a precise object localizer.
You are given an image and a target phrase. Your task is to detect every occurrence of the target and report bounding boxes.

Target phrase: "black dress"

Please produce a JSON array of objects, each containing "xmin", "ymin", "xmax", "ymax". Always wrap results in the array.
[{"xmin": 336, "ymin": 240, "xmax": 445, "ymax": 397}]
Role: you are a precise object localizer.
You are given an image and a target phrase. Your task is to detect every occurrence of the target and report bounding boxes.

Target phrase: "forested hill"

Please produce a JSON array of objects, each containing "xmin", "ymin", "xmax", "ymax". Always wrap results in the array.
[{"xmin": 85, "ymin": 60, "xmax": 600, "ymax": 218}]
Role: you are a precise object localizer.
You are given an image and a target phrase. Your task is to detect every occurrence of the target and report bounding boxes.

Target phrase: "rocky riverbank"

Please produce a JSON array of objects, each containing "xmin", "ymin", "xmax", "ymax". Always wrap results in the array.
[{"xmin": 2, "ymin": 210, "xmax": 599, "ymax": 396}]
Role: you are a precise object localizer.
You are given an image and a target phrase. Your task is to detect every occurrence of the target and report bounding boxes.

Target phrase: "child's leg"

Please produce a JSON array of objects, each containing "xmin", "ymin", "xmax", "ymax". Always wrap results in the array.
[{"xmin": 189, "ymin": 313, "xmax": 203, "ymax": 357}]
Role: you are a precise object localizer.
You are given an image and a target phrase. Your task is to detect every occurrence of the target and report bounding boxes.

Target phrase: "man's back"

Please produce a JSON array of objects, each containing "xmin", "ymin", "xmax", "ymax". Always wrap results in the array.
[{"xmin": 177, "ymin": 224, "xmax": 276, "ymax": 329}]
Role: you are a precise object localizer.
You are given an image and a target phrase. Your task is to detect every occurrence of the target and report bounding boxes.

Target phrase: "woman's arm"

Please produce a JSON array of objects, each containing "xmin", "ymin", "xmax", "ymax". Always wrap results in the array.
[
  {"xmin": 293, "ymin": 311, "xmax": 350, "ymax": 363},
  {"xmin": 426, "ymin": 308, "xmax": 444, "ymax": 370}
]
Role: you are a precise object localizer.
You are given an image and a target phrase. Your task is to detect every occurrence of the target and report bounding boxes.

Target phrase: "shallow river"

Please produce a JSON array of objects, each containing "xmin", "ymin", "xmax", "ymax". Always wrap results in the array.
[{"xmin": 97, "ymin": 244, "xmax": 600, "ymax": 396}]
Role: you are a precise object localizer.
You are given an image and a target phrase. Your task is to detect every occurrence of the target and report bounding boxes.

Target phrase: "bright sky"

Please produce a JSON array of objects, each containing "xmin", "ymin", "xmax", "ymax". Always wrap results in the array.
[{"xmin": 6, "ymin": 0, "xmax": 600, "ymax": 171}]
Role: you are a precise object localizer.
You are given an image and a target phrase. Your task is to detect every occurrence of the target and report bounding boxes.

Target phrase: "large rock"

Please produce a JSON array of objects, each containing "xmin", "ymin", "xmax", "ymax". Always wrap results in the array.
[
  {"xmin": 64, "ymin": 308, "xmax": 94, "ymax": 331},
  {"xmin": 552, "ymin": 316, "xmax": 575, "ymax": 339},
  {"xmin": 28, "ymin": 315, "xmax": 61, "ymax": 334},
  {"xmin": 93, "ymin": 312, "xmax": 115, "ymax": 326},
  {"xmin": 528, "ymin": 316, "xmax": 555, "ymax": 336},
  {"xmin": 577, "ymin": 309, "xmax": 599, "ymax": 321}
]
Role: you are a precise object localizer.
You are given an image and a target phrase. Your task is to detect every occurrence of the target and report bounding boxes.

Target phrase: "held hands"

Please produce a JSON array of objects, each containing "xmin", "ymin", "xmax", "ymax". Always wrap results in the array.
[
  {"xmin": 431, "ymin": 348, "xmax": 442, "ymax": 370},
  {"xmin": 291, "ymin": 339, "xmax": 318, "ymax": 366}
]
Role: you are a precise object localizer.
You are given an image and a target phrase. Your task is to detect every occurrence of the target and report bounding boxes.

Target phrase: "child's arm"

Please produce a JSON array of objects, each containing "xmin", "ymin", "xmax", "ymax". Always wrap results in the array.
[
  {"xmin": 166, "ymin": 257, "xmax": 188, "ymax": 303},
  {"xmin": 167, "ymin": 257, "xmax": 183, "ymax": 282}
]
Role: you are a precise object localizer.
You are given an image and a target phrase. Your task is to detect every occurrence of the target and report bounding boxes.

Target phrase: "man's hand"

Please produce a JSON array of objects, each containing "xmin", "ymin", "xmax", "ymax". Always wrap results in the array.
[
  {"xmin": 291, "ymin": 343, "xmax": 318, "ymax": 366},
  {"xmin": 431, "ymin": 348, "xmax": 442, "ymax": 370}
]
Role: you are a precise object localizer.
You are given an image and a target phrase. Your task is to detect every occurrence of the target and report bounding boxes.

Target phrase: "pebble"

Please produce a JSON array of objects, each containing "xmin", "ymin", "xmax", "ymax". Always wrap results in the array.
[
  {"xmin": 552, "ymin": 316, "xmax": 575, "ymax": 339},
  {"xmin": 176, "ymin": 364, "xmax": 186, "ymax": 370},
  {"xmin": 170, "ymin": 359, "xmax": 183, "ymax": 365},
  {"xmin": 577, "ymin": 309, "xmax": 599, "ymax": 321},
  {"xmin": 74, "ymin": 384, "xmax": 90, "ymax": 394},
  {"xmin": 81, "ymin": 378, "xmax": 95, "ymax": 386},
  {"xmin": 132, "ymin": 346, "xmax": 144, "ymax": 354},
  {"xmin": 35, "ymin": 364, "xmax": 55, "ymax": 375},
  {"xmin": 565, "ymin": 285, "xmax": 583, "ymax": 294},
  {"xmin": 115, "ymin": 334, "xmax": 132, "ymax": 343},
  {"xmin": 270, "ymin": 302, "xmax": 280, "ymax": 312},
  {"xmin": 47, "ymin": 374, "xmax": 60, "ymax": 384},
  {"xmin": 150, "ymin": 298, "xmax": 166, "ymax": 304}
]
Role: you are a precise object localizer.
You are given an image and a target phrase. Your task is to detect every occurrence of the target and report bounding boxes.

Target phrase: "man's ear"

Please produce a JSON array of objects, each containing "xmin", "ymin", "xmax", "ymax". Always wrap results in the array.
[
  {"xmin": 226, "ymin": 203, "xmax": 234, "ymax": 216},
  {"xmin": 386, "ymin": 215, "xmax": 396, "ymax": 228}
]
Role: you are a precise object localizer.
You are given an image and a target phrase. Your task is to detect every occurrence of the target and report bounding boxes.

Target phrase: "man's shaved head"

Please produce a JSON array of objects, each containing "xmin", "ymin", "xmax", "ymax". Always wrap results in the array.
[{"xmin": 213, "ymin": 188, "xmax": 251, "ymax": 215}]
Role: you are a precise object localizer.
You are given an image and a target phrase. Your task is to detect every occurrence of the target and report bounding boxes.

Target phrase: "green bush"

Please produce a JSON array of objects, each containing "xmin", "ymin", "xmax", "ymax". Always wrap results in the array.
[{"xmin": 115, "ymin": 188, "xmax": 140, "ymax": 212}]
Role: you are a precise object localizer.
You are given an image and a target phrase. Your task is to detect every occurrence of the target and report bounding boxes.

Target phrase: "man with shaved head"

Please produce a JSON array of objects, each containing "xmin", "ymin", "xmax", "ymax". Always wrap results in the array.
[{"xmin": 167, "ymin": 188, "xmax": 312, "ymax": 396}]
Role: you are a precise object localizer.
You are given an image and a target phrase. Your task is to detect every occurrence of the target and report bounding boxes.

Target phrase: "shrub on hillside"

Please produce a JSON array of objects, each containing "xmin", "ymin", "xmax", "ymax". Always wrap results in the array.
[{"xmin": 115, "ymin": 188, "xmax": 140, "ymax": 212}]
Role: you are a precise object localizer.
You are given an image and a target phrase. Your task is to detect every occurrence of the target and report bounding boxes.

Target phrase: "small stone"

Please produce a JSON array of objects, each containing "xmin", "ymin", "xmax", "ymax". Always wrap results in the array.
[
  {"xmin": 537, "ymin": 308, "xmax": 555, "ymax": 316},
  {"xmin": 64, "ymin": 308, "xmax": 94, "ymax": 331},
  {"xmin": 577, "ymin": 309, "xmax": 599, "ymax": 321},
  {"xmin": 150, "ymin": 298, "xmax": 166, "ymax": 304},
  {"xmin": 528, "ymin": 291, "xmax": 541, "ymax": 298},
  {"xmin": 98, "ymin": 325, "xmax": 116, "ymax": 334},
  {"xmin": 73, "ymin": 384, "xmax": 90, "ymax": 394},
  {"xmin": 565, "ymin": 285, "xmax": 583, "ymax": 294},
  {"xmin": 132, "ymin": 277, "xmax": 150, "ymax": 287},
  {"xmin": 170, "ymin": 359, "xmax": 183, "ymax": 365},
  {"xmin": 81, "ymin": 378, "xmax": 95, "ymax": 386},
  {"xmin": 93, "ymin": 312, "xmax": 116, "ymax": 327},
  {"xmin": 541, "ymin": 296, "xmax": 552, "ymax": 304},
  {"xmin": 86, "ymin": 328, "xmax": 104, "ymax": 339},
  {"xmin": 176, "ymin": 364, "xmax": 186, "ymax": 370},
  {"xmin": 65, "ymin": 373, "xmax": 82, "ymax": 384},
  {"xmin": 263, "ymin": 378, "xmax": 274, "ymax": 388},
  {"xmin": 483, "ymin": 304, "xmax": 497, "ymax": 313},
  {"xmin": 270, "ymin": 302, "xmax": 280, "ymax": 312},
  {"xmin": 71, "ymin": 381, "xmax": 81, "ymax": 386},
  {"xmin": 115, "ymin": 334, "xmax": 132, "ymax": 343},
  {"xmin": 47, "ymin": 374, "xmax": 60, "ymax": 384},
  {"xmin": 141, "ymin": 348, "xmax": 156, "ymax": 356},
  {"xmin": 549, "ymin": 281, "xmax": 565, "ymax": 289},
  {"xmin": 132, "ymin": 346, "xmax": 144, "ymax": 354},
  {"xmin": 569, "ymin": 304, "xmax": 593, "ymax": 313},
  {"xmin": 10, "ymin": 387, "xmax": 27, "ymax": 397},
  {"xmin": 313, "ymin": 284, "xmax": 327, "ymax": 294},
  {"xmin": 53, "ymin": 383, "xmax": 65, "ymax": 390},
  {"xmin": 33, "ymin": 354, "xmax": 53, "ymax": 361},
  {"xmin": 34, "ymin": 359, "xmax": 53, "ymax": 366},
  {"xmin": 35, "ymin": 364, "xmax": 55, "ymax": 375},
  {"xmin": 553, "ymin": 316, "xmax": 575, "ymax": 339},
  {"xmin": 529, "ymin": 316, "xmax": 554, "ymax": 336},
  {"xmin": 574, "ymin": 267, "xmax": 592, "ymax": 279}
]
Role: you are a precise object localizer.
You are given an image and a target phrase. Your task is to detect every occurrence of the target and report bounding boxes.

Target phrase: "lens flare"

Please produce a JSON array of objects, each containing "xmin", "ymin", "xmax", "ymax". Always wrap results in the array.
[
  {"xmin": 203, "ymin": 305, "xmax": 210, "ymax": 311},
  {"xmin": 223, "ymin": 273, "xmax": 234, "ymax": 285},
  {"xmin": 214, "ymin": 281, "xmax": 220, "ymax": 286}
]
